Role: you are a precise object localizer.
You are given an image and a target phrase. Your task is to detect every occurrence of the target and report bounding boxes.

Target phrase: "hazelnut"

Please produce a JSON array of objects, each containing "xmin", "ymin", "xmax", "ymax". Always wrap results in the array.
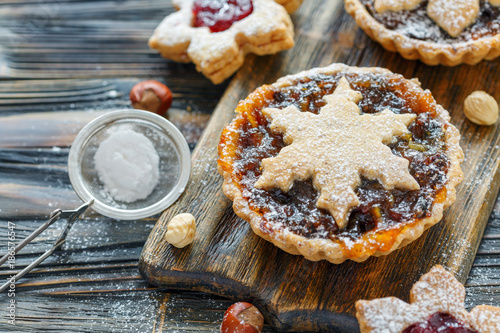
[
  {"xmin": 130, "ymin": 80, "xmax": 173, "ymax": 115},
  {"xmin": 221, "ymin": 302, "xmax": 264, "ymax": 333},
  {"xmin": 464, "ymin": 91, "xmax": 499, "ymax": 126},
  {"xmin": 165, "ymin": 213, "xmax": 196, "ymax": 248}
]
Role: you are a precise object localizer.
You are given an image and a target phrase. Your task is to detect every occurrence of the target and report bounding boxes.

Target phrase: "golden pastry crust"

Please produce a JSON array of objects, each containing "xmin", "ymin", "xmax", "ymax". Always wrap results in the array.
[
  {"xmin": 149, "ymin": 0, "xmax": 295, "ymax": 84},
  {"xmin": 274, "ymin": 0, "xmax": 303, "ymax": 13},
  {"xmin": 374, "ymin": 0, "xmax": 423, "ymax": 13},
  {"xmin": 218, "ymin": 63, "xmax": 464, "ymax": 264},
  {"xmin": 356, "ymin": 265, "xmax": 500, "ymax": 333},
  {"xmin": 344, "ymin": 0, "xmax": 500, "ymax": 66}
]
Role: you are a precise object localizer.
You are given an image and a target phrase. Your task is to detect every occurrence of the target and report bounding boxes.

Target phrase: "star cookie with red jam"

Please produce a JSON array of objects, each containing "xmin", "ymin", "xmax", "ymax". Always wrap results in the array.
[
  {"xmin": 218, "ymin": 63, "xmax": 463, "ymax": 264},
  {"xmin": 149, "ymin": 0, "xmax": 295, "ymax": 84},
  {"xmin": 345, "ymin": 0, "xmax": 500, "ymax": 66},
  {"xmin": 356, "ymin": 265, "xmax": 500, "ymax": 333}
]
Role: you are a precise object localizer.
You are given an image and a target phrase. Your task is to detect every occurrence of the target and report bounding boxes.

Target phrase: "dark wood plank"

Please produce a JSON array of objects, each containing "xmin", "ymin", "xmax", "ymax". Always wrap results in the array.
[
  {"xmin": 0, "ymin": 76, "xmax": 224, "ymax": 150},
  {"xmin": 139, "ymin": 0, "xmax": 500, "ymax": 331},
  {"xmin": 0, "ymin": 0, "xmax": 169, "ymax": 78}
]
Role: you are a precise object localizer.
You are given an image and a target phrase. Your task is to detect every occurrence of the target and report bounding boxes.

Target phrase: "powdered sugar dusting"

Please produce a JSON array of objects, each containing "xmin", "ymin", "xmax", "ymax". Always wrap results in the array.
[
  {"xmin": 427, "ymin": 0, "xmax": 480, "ymax": 37},
  {"xmin": 469, "ymin": 306, "xmax": 500, "ymax": 332},
  {"xmin": 94, "ymin": 128, "xmax": 160, "ymax": 203},
  {"xmin": 363, "ymin": 0, "xmax": 500, "ymax": 45},
  {"xmin": 220, "ymin": 66, "xmax": 463, "ymax": 263},
  {"xmin": 150, "ymin": 0, "xmax": 294, "ymax": 83},
  {"xmin": 358, "ymin": 298, "xmax": 427, "ymax": 333},
  {"xmin": 254, "ymin": 77, "xmax": 419, "ymax": 229},
  {"xmin": 410, "ymin": 266, "xmax": 468, "ymax": 320},
  {"xmin": 356, "ymin": 266, "xmax": 500, "ymax": 332},
  {"xmin": 373, "ymin": 0, "xmax": 423, "ymax": 13},
  {"xmin": 153, "ymin": 6, "xmax": 195, "ymax": 47}
]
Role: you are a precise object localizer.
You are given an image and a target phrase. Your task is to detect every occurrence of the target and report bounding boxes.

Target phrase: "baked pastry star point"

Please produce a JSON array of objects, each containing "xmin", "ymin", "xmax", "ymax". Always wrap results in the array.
[
  {"xmin": 373, "ymin": 0, "xmax": 423, "ymax": 13},
  {"xmin": 427, "ymin": 0, "xmax": 480, "ymax": 38},
  {"xmin": 255, "ymin": 76, "xmax": 420, "ymax": 229}
]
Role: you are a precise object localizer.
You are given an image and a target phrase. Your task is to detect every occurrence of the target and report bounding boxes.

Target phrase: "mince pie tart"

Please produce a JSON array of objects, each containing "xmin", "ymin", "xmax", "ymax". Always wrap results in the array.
[
  {"xmin": 149, "ymin": 0, "xmax": 295, "ymax": 84},
  {"xmin": 356, "ymin": 265, "xmax": 500, "ymax": 333},
  {"xmin": 218, "ymin": 63, "xmax": 463, "ymax": 264},
  {"xmin": 345, "ymin": 0, "xmax": 500, "ymax": 66}
]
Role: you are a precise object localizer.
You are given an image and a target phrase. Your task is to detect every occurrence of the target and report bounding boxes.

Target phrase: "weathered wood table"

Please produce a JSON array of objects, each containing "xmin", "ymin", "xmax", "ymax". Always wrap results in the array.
[{"xmin": 0, "ymin": 0, "xmax": 499, "ymax": 332}]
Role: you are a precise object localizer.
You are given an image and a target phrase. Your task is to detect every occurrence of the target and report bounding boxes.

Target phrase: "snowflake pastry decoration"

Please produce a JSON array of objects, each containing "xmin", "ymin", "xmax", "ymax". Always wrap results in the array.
[
  {"xmin": 356, "ymin": 265, "xmax": 500, "ymax": 333},
  {"xmin": 149, "ymin": 0, "xmax": 295, "ymax": 84},
  {"xmin": 374, "ymin": 0, "xmax": 480, "ymax": 37},
  {"xmin": 255, "ymin": 77, "xmax": 420, "ymax": 229}
]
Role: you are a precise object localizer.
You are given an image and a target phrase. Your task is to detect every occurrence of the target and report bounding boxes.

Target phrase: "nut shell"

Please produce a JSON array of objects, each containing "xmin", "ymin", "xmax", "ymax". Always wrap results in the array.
[
  {"xmin": 221, "ymin": 302, "xmax": 264, "ymax": 333},
  {"xmin": 165, "ymin": 213, "xmax": 196, "ymax": 248},
  {"xmin": 130, "ymin": 80, "xmax": 173, "ymax": 115},
  {"xmin": 464, "ymin": 91, "xmax": 499, "ymax": 126}
]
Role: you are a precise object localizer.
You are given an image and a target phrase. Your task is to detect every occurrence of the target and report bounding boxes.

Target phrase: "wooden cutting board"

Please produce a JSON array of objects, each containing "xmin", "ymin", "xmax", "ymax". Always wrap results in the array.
[{"xmin": 139, "ymin": 0, "xmax": 500, "ymax": 331}]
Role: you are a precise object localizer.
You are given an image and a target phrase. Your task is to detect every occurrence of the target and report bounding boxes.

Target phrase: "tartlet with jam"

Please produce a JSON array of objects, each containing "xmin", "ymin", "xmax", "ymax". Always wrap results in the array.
[
  {"xmin": 218, "ymin": 63, "xmax": 463, "ymax": 264},
  {"xmin": 345, "ymin": 0, "xmax": 500, "ymax": 66}
]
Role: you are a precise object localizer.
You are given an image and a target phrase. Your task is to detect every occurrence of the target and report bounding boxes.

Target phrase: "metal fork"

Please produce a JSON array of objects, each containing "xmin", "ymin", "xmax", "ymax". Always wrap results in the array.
[{"xmin": 0, "ymin": 200, "xmax": 93, "ymax": 292}]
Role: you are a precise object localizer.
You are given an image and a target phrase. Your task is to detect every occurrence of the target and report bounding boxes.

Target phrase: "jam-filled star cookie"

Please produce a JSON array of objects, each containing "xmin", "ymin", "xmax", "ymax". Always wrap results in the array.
[
  {"xmin": 218, "ymin": 63, "xmax": 463, "ymax": 264},
  {"xmin": 356, "ymin": 265, "xmax": 500, "ymax": 332},
  {"xmin": 149, "ymin": 0, "xmax": 295, "ymax": 84}
]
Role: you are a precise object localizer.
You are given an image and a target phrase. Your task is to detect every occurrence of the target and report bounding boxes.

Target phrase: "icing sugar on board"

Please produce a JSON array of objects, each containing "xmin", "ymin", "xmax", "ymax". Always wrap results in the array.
[{"xmin": 139, "ymin": 0, "xmax": 500, "ymax": 331}]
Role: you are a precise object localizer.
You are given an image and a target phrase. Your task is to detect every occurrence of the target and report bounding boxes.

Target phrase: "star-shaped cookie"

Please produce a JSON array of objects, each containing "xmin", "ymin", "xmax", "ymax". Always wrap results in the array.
[
  {"xmin": 255, "ymin": 77, "xmax": 420, "ymax": 229},
  {"xmin": 149, "ymin": 0, "xmax": 295, "ymax": 84},
  {"xmin": 356, "ymin": 265, "xmax": 500, "ymax": 333}
]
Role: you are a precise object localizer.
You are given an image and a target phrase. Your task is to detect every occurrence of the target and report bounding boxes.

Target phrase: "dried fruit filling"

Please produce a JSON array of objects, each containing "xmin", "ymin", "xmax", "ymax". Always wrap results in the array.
[
  {"xmin": 192, "ymin": 0, "xmax": 253, "ymax": 33},
  {"xmin": 402, "ymin": 312, "xmax": 477, "ymax": 333},
  {"xmin": 232, "ymin": 73, "xmax": 450, "ymax": 241},
  {"xmin": 360, "ymin": 0, "xmax": 500, "ymax": 43}
]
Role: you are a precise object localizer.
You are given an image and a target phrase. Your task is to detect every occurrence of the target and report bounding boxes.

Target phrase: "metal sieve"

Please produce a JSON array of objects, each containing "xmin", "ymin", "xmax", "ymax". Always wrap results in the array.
[
  {"xmin": 68, "ymin": 109, "xmax": 191, "ymax": 220},
  {"xmin": 0, "ymin": 109, "xmax": 191, "ymax": 292}
]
